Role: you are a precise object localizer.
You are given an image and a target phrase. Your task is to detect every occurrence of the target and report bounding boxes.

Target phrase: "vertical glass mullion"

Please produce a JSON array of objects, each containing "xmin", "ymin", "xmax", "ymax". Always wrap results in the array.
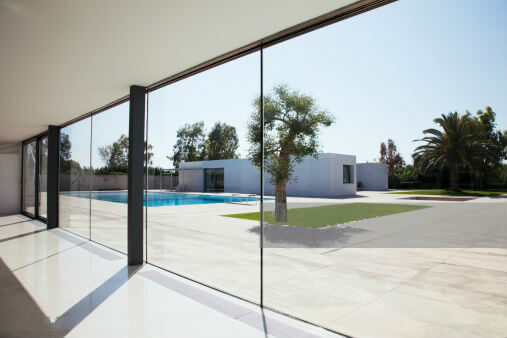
[
  {"xmin": 145, "ymin": 91, "xmax": 149, "ymax": 262},
  {"xmin": 34, "ymin": 139, "xmax": 39, "ymax": 218},
  {"xmin": 89, "ymin": 115, "xmax": 93, "ymax": 240},
  {"xmin": 259, "ymin": 46, "xmax": 264, "ymax": 307}
]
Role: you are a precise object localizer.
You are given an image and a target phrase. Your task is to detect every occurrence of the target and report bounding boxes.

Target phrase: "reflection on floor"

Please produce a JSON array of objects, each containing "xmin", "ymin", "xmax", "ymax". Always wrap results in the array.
[
  {"xmin": 55, "ymin": 191, "xmax": 507, "ymax": 337},
  {"xmin": 0, "ymin": 215, "xmax": 341, "ymax": 338}
]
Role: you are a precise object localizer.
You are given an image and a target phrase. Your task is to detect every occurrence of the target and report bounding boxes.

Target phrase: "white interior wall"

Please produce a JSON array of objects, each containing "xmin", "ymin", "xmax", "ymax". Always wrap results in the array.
[{"xmin": 0, "ymin": 142, "xmax": 21, "ymax": 216}]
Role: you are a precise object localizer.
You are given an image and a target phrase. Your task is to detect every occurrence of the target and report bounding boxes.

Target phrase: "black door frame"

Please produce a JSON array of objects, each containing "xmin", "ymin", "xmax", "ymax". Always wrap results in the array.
[{"xmin": 21, "ymin": 131, "xmax": 49, "ymax": 223}]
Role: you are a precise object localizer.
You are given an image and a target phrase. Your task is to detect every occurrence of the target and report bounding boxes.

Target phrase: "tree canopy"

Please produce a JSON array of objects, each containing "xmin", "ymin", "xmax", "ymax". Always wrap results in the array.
[
  {"xmin": 171, "ymin": 122, "xmax": 207, "ymax": 167},
  {"xmin": 59, "ymin": 132, "xmax": 81, "ymax": 174},
  {"xmin": 379, "ymin": 139, "xmax": 405, "ymax": 172},
  {"xmin": 413, "ymin": 108, "xmax": 506, "ymax": 190},
  {"xmin": 468, "ymin": 107, "xmax": 507, "ymax": 185},
  {"xmin": 171, "ymin": 121, "xmax": 240, "ymax": 166},
  {"xmin": 206, "ymin": 122, "xmax": 239, "ymax": 160},
  {"xmin": 98, "ymin": 134, "xmax": 153, "ymax": 174}
]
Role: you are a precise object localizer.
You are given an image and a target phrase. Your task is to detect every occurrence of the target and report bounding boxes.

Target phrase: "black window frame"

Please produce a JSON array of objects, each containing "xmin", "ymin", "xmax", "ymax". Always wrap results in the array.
[{"xmin": 21, "ymin": 132, "xmax": 49, "ymax": 223}]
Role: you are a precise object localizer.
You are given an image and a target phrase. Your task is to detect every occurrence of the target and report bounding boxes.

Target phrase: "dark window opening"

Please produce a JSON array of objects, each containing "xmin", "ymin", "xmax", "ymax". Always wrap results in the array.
[
  {"xmin": 204, "ymin": 168, "xmax": 224, "ymax": 192},
  {"xmin": 343, "ymin": 165, "xmax": 353, "ymax": 184}
]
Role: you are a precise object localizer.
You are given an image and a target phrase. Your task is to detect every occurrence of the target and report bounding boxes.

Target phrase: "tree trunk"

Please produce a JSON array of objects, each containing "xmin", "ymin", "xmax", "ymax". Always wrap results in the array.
[
  {"xmin": 275, "ymin": 182, "xmax": 287, "ymax": 222},
  {"xmin": 450, "ymin": 167, "xmax": 459, "ymax": 191}
]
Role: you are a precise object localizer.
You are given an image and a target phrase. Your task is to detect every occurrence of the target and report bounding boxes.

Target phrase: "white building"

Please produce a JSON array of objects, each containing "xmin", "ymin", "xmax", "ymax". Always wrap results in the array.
[
  {"xmin": 357, "ymin": 162, "xmax": 389, "ymax": 191},
  {"xmin": 178, "ymin": 153, "xmax": 361, "ymax": 197}
]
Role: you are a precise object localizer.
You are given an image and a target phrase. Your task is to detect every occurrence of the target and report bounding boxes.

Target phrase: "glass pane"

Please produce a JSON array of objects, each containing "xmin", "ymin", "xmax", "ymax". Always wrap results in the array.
[
  {"xmin": 38, "ymin": 137, "xmax": 48, "ymax": 218},
  {"xmin": 262, "ymin": 0, "xmax": 507, "ymax": 335},
  {"xmin": 343, "ymin": 165, "xmax": 353, "ymax": 184},
  {"xmin": 59, "ymin": 118, "xmax": 91, "ymax": 239},
  {"xmin": 146, "ymin": 51, "xmax": 261, "ymax": 302},
  {"xmin": 22, "ymin": 141, "xmax": 36, "ymax": 215},
  {"xmin": 90, "ymin": 103, "xmax": 129, "ymax": 253},
  {"xmin": 204, "ymin": 168, "xmax": 224, "ymax": 192}
]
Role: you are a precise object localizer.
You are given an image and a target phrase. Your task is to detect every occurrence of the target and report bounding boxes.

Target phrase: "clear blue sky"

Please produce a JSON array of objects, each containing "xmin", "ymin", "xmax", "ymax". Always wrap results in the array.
[{"xmin": 65, "ymin": 0, "xmax": 507, "ymax": 169}]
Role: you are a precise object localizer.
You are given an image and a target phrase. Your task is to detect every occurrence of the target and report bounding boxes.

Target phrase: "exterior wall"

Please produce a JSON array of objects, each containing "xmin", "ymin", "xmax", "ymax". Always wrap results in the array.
[
  {"xmin": 178, "ymin": 169, "xmax": 204, "ymax": 192},
  {"xmin": 327, "ymin": 154, "xmax": 357, "ymax": 196},
  {"xmin": 178, "ymin": 153, "xmax": 357, "ymax": 197},
  {"xmin": 0, "ymin": 142, "xmax": 21, "ymax": 215},
  {"xmin": 178, "ymin": 159, "xmax": 260, "ymax": 193},
  {"xmin": 147, "ymin": 175, "xmax": 178, "ymax": 190},
  {"xmin": 59, "ymin": 174, "xmax": 178, "ymax": 191},
  {"xmin": 357, "ymin": 162, "xmax": 388, "ymax": 191}
]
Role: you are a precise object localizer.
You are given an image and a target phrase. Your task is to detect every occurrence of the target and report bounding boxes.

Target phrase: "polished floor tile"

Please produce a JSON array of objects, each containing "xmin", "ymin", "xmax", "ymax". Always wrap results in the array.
[{"xmin": 0, "ymin": 216, "xmax": 342, "ymax": 338}]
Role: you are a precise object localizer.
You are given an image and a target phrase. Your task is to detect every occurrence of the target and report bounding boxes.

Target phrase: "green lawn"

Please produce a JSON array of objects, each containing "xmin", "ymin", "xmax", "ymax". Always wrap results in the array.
[
  {"xmin": 222, "ymin": 203, "xmax": 429, "ymax": 228},
  {"xmin": 387, "ymin": 189, "xmax": 506, "ymax": 197}
]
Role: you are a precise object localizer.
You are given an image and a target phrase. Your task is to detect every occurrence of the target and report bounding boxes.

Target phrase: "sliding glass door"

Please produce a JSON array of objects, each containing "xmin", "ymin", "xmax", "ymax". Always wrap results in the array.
[
  {"xmin": 38, "ymin": 137, "xmax": 48, "ymax": 219},
  {"xmin": 22, "ymin": 136, "xmax": 48, "ymax": 221},
  {"xmin": 22, "ymin": 140, "xmax": 37, "ymax": 216},
  {"xmin": 145, "ymin": 51, "xmax": 261, "ymax": 302},
  {"xmin": 59, "ymin": 118, "xmax": 91, "ymax": 239}
]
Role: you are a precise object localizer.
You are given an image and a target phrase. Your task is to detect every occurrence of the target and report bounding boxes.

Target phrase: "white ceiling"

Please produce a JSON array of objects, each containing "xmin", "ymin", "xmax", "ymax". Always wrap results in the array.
[{"xmin": 0, "ymin": 0, "xmax": 362, "ymax": 141}]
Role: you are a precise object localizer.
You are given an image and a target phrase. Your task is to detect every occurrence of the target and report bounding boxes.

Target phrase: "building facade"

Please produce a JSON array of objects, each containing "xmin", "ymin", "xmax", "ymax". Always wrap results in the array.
[
  {"xmin": 178, "ymin": 153, "xmax": 358, "ymax": 197},
  {"xmin": 356, "ymin": 162, "xmax": 389, "ymax": 191}
]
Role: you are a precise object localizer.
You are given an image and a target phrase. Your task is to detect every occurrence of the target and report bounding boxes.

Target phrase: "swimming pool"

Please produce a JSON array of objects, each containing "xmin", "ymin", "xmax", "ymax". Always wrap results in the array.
[{"xmin": 60, "ymin": 191, "xmax": 262, "ymax": 207}]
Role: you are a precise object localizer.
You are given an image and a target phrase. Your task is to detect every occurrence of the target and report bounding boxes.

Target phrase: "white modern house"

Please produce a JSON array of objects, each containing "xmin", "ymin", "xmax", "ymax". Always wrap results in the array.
[
  {"xmin": 357, "ymin": 162, "xmax": 389, "ymax": 191},
  {"xmin": 178, "ymin": 153, "xmax": 387, "ymax": 197}
]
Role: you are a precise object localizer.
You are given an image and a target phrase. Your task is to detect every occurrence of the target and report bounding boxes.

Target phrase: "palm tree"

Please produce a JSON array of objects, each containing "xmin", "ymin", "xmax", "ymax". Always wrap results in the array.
[{"xmin": 413, "ymin": 112, "xmax": 476, "ymax": 191}]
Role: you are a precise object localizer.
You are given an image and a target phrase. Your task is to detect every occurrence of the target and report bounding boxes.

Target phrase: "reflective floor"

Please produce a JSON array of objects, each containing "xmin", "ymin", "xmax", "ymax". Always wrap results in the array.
[
  {"xmin": 0, "ymin": 215, "xmax": 341, "ymax": 338},
  {"xmin": 54, "ymin": 191, "xmax": 507, "ymax": 337}
]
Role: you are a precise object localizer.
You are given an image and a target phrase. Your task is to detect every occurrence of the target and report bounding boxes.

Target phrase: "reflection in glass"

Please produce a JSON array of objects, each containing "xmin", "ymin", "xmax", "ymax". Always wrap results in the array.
[
  {"xmin": 59, "ymin": 118, "xmax": 91, "ymax": 239},
  {"xmin": 90, "ymin": 103, "xmax": 129, "ymax": 253},
  {"xmin": 38, "ymin": 137, "xmax": 48, "ymax": 218},
  {"xmin": 22, "ymin": 141, "xmax": 37, "ymax": 215},
  {"xmin": 146, "ymin": 52, "xmax": 261, "ymax": 302},
  {"xmin": 260, "ymin": 0, "xmax": 507, "ymax": 335}
]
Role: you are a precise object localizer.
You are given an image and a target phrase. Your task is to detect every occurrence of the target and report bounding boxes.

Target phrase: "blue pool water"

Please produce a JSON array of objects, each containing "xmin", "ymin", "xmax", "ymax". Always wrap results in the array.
[{"xmin": 61, "ymin": 191, "xmax": 262, "ymax": 207}]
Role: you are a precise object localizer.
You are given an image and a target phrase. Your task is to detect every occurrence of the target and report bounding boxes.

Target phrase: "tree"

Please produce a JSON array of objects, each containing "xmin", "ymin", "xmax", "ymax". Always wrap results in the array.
[
  {"xmin": 60, "ymin": 133, "xmax": 71, "ymax": 161},
  {"xmin": 99, "ymin": 134, "xmax": 129, "ymax": 171},
  {"xmin": 59, "ymin": 133, "xmax": 73, "ymax": 173},
  {"xmin": 171, "ymin": 122, "xmax": 207, "ymax": 167},
  {"xmin": 414, "ymin": 109, "xmax": 506, "ymax": 191},
  {"xmin": 206, "ymin": 122, "xmax": 239, "ymax": 160},
  {"xmin": 379, "ymin": 139, "xmax": 405, "ymax": 171},
  {"xmin": 392, "ymin": 165, "xmax": 417, "ymax": 182},
  {"xmin": 413, "ymin": 112, "xmax": 478, "ymax": 191},
  {"xmin": 247, "ymin": 84, "xmax": 334, "ymax": 221},
  {"xmin": 468, "ymin": 107, "xmax": 507, "ymax": 188},
  {"xmin": 98, "ymin": 134, "xmax": 153, "ymax": 173}
]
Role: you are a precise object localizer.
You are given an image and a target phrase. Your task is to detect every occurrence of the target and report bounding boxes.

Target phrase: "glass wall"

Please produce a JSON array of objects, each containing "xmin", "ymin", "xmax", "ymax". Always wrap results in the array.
[
  {"xmin": 258, "ymin": 0, "xmax": 507, "ymax": 335},
  {"xmin": 22, "ymin": 141, "xmax": 37, "ymax": 215},
  {"xmin": 59, "ymin": 118, "xmax": 91, "ymax": 239},
  {"xmin": 40, "ymin": 1, "xmax": 507, "ymax": 335},
  {"xmin": 57, "ymin": 105, "xmax": 129, "ymax": 250},
  {"xmin": 90, "ymin": 103, "xmax": 129, "ymax": 253},
  {"xmin": 38, "ymin": 137, "xmax": 48, "ymax": 219},
  {"xmin": 146, "ymin": 52, "xmax": 261, "ymax": 302}
]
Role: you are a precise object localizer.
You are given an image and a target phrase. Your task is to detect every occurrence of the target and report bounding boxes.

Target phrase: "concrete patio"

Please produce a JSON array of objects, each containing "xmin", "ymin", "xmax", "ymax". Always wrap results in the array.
[{"xmin": 54, "ymin": 191, "xmax": 507, "ymax": 337}]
